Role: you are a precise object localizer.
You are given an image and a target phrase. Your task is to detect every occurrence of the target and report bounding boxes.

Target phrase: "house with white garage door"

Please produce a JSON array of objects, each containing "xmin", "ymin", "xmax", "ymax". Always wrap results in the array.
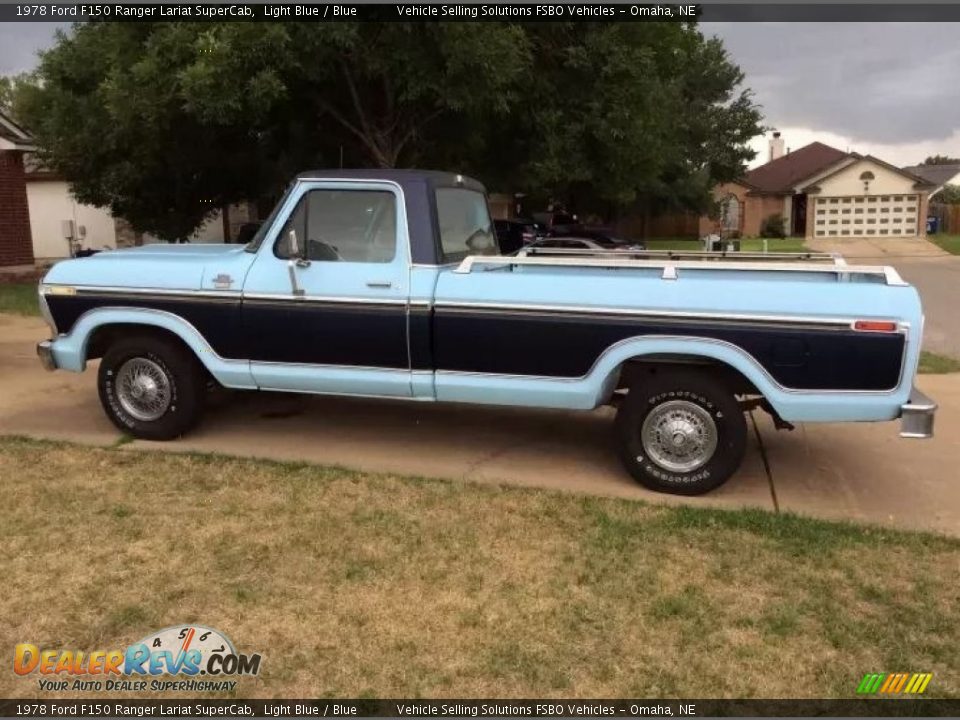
[{"xmin": 703, "ymin": 133, "xmax": 936, "ymax": 241}]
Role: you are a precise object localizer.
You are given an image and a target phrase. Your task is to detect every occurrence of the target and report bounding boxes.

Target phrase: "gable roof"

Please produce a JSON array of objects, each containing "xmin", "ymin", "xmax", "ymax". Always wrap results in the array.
[
  {"xmin": 902, "ymin": 163, "xmax": 960, "ymax": 189},
  {"xmin": 0, "ymin": 109, "xmax": 34, "ymax": 150},
  {"xmin": 743, "ymin": 142, "xmax": 850, "ymax": 194}
]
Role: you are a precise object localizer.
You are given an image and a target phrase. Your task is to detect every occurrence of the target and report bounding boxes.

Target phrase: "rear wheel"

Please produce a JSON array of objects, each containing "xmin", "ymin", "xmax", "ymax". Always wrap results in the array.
[
  {"xmin": 97, "ymin": 334, "xmax": 204, "ymax": 440},
  {"xmin": 615, "ymin": 369, "xmax": 747, "ymax": 495}
]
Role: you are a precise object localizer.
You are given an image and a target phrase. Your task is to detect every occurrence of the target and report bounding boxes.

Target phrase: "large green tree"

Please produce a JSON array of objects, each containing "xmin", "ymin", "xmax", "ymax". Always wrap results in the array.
[{"xmin": 17, "ymin": 21, "xmax": 761, "ymax": 240}]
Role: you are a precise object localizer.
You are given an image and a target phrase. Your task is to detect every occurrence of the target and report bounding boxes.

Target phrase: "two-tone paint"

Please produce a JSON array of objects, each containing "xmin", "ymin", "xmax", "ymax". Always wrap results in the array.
[{"xmin": 39, "ymin": 169, "xmax": 927, "ymax": 426}]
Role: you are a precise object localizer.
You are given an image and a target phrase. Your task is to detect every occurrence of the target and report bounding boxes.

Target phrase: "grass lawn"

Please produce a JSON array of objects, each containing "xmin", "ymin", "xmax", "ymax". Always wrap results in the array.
[
  {"xmin": 1, "ymin": 436, "xmax": 957, "ymax": 699},
  {"xmin": 919, "ymin": 350, "xmax": 960, "ymax": 374},
  {"xmin": 0, "ymin": 283, "xmax": 38, "ymax": 316},
  {"xmin": 930, "ymin": 234, "xmax": 960, "ymax": 255},
  {"xmin": 645, "ymin": 237, "xmax": 810, "ymax": 253}
]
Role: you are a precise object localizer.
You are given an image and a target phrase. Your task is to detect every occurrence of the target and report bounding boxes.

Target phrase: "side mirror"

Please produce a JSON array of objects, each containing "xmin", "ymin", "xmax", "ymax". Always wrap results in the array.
[{"xmin": 287, "ymin": 229, "xmax": 301, "ymax": 258}]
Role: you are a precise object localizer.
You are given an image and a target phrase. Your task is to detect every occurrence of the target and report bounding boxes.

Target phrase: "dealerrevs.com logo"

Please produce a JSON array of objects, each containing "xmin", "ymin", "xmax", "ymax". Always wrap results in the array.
[{"xmin": 14, "ymin": 625, "xmax": 262, "ymax": 692}]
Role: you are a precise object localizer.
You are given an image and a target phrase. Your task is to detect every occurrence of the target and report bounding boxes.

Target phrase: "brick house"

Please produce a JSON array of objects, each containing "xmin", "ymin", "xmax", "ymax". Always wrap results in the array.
[
  {"xmin": 700, "ymin": 133, "xmax": 936, "ymax": 241},
  {"xmin": 0, "ymin": 110, "xmax": 35, "ymax": 267}
]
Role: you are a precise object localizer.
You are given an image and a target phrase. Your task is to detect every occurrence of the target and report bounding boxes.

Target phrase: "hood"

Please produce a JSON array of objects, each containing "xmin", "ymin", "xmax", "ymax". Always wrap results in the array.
[{"xmin": 42, "ymin": 243, "xmax": 256, "ymax": 293}]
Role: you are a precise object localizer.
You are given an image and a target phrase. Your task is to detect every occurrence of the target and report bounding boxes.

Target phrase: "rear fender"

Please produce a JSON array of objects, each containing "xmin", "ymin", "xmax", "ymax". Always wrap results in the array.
[{"xmin": 594, "ymin": 335, "xmax": 910, "ymax": 423}]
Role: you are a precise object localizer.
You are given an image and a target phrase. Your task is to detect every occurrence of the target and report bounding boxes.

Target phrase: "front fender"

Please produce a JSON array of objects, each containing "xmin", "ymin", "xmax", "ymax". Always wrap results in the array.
[{"xmin": 49, "ymin": 306, "xmax": 256, "ymax": 389}]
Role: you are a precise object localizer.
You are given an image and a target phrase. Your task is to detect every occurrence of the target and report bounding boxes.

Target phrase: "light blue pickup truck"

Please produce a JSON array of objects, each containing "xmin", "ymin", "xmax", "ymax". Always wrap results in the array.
[{"xmin": 37, "ymin": 170, "xmax": 936, "ymax": 495}]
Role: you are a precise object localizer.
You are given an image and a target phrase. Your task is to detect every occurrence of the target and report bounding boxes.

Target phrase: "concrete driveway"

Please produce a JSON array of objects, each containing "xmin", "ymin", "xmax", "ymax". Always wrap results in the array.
[
  {"xmin": 2, "ymin": 313, "xmax": 958, "ymax": 536},
  {"xmin": 810, "ymin": 237, "xmax": 960, "ymax": 357}
]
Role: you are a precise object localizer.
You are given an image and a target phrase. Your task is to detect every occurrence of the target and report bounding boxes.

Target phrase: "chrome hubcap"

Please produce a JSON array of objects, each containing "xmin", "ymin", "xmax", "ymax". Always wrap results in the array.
[
  {"xmin": 641, "ymin": 400, "xmax": 718, "ymax": 473},
  {"xmin": 116, "ymin": 358, "xmax": 171, "ymax": 422}
]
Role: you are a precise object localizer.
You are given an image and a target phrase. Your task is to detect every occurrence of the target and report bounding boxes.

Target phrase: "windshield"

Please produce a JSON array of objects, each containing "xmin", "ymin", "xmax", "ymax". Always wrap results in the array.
[{"xmin": 244, "ymin": 183, "xmax": 295, "ymax": 253}]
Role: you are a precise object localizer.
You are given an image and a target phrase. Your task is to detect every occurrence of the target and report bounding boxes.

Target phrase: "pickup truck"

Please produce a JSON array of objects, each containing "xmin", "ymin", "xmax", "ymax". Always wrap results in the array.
[{"xmin": 36, "ymin": 169, "xmax": 936, "ymax": 495}]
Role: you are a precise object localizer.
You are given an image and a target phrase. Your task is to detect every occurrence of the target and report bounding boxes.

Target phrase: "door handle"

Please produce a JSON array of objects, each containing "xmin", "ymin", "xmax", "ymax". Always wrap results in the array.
[{"xmin": 366, "ymin": 281, "xmax": 393, "ymax": 289}]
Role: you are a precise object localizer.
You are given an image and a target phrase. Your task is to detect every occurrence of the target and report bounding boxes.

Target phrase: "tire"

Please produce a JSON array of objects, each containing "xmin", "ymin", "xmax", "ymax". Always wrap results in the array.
[
  {"xmin": 97, "ymin": 334, "xmax": 205, "ymax": 441},
  {"xmin": 615, "ymin": 368, "xmax": 747, "ymax": 495}
]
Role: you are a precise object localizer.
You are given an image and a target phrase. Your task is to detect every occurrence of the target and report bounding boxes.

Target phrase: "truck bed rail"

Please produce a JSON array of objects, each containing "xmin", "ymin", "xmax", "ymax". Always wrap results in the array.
[{"xmin": 454, "ymin": 248, "xmax": 907, "ymax": 286}]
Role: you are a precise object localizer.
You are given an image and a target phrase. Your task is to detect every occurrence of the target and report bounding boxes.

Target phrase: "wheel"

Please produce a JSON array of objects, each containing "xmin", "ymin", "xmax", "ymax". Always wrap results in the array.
[
  {"xmin": 615, "ymin": 368, "xmax": 747, "ymax": 495},
  {"xmin": 97, "ymin": 334, "xmax": 205, "ymax": 440}
]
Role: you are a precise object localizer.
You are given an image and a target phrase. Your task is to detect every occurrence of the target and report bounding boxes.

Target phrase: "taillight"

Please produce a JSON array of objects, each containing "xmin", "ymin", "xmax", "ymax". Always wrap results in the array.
[{"xmin": 853, "ymin": 320, "xmax": 898, "ymax": 333}]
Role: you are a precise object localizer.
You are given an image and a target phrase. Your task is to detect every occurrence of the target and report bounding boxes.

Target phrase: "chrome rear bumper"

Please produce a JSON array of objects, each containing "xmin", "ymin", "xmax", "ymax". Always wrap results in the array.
[
  {"xmin": 37, "ymin": 340, "xmax": 56, "ymax": 372},
  {"xmin": 900, "ymin": 386, "xmax": 936, "ymax": 439}
]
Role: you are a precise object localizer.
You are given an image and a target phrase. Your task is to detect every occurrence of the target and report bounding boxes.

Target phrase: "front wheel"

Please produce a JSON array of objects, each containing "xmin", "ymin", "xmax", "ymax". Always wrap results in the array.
[
  {"xmin": 615, "ymin": 369, "xmax": 747, "ymax": 495},
  {"xmin": 97, "ymin": 334, "xmax": 205, "ymax": 440}
]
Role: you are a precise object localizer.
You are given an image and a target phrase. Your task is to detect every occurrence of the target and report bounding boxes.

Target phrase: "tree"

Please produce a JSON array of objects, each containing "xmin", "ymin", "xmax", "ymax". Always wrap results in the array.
[
  {"xmin": 937, "ymin": 184, "xmax": 960, "ymax": 204},
  {"xmin": 922, "ymin": 155, "xmax": 960, "ymax": 165},
  {"xmin": 18, "ymin": 21, "xmax": 761, "ymax": 240}
]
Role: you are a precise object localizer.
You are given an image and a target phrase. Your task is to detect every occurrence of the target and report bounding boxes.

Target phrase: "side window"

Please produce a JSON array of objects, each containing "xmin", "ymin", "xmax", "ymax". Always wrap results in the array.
[
  {"xmin": 436, "ymin": 188, "xmax": 498, "ymax": 263},
  {"xmin": 275, "ymin": 189, "xmax": 396, "ymax": 263}
]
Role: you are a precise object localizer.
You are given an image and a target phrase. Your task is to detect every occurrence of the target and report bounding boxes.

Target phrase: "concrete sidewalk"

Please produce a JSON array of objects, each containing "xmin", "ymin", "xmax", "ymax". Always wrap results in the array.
[{"xmin": 2, "ymin": 313, "xmax": 957, "ymax": 536}]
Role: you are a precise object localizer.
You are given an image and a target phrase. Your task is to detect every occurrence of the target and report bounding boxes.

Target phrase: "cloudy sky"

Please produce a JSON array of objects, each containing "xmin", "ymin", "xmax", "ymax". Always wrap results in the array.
[{"xmin": 1, "ymin": 21, "xmax": 958, "ymax": 169}]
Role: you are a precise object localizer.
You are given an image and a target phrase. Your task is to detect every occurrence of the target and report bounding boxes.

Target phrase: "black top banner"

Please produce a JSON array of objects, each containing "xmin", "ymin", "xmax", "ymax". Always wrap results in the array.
[
  {"xmin": 2, "ymin": 699, "xmax": 960, "ymax": 718},
  {"xmin": 1, "ymin": 2, "xmax": 960, "ymax": 21}
]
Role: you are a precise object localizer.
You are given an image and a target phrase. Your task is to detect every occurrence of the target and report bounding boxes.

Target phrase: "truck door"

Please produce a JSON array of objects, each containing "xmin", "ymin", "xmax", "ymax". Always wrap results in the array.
[{"xmin": 242, "ymin": 180, "xmax": 412, "ymax": 397}]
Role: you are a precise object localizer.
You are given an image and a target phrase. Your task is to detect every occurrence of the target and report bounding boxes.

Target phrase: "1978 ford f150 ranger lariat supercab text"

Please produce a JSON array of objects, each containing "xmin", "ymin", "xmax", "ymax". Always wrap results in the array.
[{"xmin": 36, "ymin": 170, "xmax": 937, "ymax": 495}]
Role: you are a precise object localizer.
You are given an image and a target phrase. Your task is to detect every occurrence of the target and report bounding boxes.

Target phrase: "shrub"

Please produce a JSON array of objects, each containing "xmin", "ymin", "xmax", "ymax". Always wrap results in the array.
[{"xmin": 760, "ymin": 214, "xmax": 787, "ymax": 238}]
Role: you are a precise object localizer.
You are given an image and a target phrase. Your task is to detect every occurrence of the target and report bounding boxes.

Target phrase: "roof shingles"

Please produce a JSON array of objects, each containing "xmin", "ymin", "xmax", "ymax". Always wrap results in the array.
[{"xmin": 743, "ymin": 142, "xmax": 849, "ymax": 194}]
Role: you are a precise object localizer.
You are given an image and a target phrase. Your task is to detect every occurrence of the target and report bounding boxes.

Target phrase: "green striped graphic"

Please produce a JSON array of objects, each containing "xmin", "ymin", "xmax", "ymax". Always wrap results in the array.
[{"xmin": 857, "ymin": 673, "xmax": 885, "ymax": 694}]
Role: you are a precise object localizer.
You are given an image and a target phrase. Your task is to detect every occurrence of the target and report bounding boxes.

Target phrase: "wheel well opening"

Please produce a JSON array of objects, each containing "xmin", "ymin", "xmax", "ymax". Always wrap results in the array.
[
  {"xmin": 616, "ymin": 354, "xmax": 760, "ymax": 398},
  {"xmin": 86, "ymin": 323, "xmax": 195, "ymax": 363}
]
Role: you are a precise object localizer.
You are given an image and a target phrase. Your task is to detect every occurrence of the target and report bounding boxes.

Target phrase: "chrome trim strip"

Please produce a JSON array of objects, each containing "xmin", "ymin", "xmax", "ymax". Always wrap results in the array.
[
  {"xmin": 241, "ymin": 292, "xmax": 407, "ymax": 306},
  {"xmin": 433, "ymin": 299, "xmax": 907, "ymax": 332},
  {"xmin": 250, "ymin": 360, "xmax": 409, "ymax": 373},
  {"xmin": 43, "ymin": 284, "xmax": 240, "ymax": 299}
]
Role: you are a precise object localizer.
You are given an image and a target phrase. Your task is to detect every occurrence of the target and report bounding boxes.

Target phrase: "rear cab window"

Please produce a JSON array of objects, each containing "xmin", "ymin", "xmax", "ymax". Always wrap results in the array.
[{"xmin": 435, "ymin": 187, "xmax": 498, "ymax": 263}]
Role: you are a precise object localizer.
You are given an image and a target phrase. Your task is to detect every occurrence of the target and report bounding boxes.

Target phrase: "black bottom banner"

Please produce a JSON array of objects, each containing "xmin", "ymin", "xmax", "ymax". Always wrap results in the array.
[{"xmin": 1, "ymin": 699, "xmax": 959, "ymax": 718}]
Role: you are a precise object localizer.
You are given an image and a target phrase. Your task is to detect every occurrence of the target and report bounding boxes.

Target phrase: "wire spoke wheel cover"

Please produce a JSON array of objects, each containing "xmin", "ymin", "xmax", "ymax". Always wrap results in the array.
[
  {"xmin": 115, "ymin": 357, "xmax": 172, "ymax": 422},
  {"xmin": 641, "ymin": 399, "xmax": 718, "ymax": 473}
]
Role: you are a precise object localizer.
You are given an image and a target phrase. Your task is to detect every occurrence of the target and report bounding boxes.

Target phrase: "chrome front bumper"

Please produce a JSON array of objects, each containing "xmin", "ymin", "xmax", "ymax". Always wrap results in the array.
[
  {"xmin": 37, "ymin": 340, "xmax": 56, "ymax": 372},
  {"xmin": 900, "ymin": 386, "xmax": 936, "ymax": 439}
]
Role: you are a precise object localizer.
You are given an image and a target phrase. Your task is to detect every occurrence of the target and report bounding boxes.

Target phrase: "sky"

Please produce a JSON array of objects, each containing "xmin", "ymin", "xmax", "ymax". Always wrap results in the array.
[{"xmin": 1, "ymin": 21, "xmax": 958, "ymax": 170}]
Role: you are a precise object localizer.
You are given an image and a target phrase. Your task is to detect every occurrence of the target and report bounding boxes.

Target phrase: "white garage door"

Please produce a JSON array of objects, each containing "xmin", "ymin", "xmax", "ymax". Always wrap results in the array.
[{"xmin": 813, "ymin": 194, "xmax": 920, "ymax": 239}]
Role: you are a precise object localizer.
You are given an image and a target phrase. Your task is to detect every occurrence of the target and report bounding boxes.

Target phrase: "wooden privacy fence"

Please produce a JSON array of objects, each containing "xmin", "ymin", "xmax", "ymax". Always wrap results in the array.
[{"xmin": 930, "ymin": 203, "xmax": 960, "ymax": 234}]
